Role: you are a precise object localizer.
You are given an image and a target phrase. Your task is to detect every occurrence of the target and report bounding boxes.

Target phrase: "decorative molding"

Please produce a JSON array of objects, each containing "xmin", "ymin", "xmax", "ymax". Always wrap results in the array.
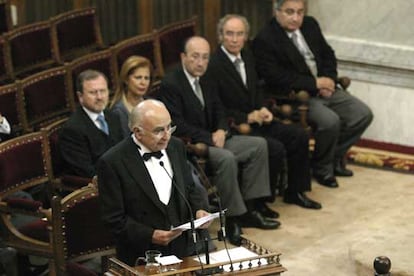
[{"xmin": 326, "ymin": 35, "xmax": 414, "ymax": 89}]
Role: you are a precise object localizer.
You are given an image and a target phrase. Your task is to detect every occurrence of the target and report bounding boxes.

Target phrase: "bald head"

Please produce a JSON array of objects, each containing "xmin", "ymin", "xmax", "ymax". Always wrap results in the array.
[
  {"xmin": 129, "ymin": 99, "xmax": 173, "ymax": 151},
  {"xmin": 129, "ymin": 99, "xmax": 169, "ymax": 131},
  {"xmin": 181, "ymin": 36, "xmax": 210, "ymax": 78}
]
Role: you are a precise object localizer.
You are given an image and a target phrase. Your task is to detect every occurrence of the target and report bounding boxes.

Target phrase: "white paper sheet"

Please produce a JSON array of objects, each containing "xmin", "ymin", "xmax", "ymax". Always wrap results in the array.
[{"xmin": 171, "ymin": 211, "xmax": 220, "ymax": 231}]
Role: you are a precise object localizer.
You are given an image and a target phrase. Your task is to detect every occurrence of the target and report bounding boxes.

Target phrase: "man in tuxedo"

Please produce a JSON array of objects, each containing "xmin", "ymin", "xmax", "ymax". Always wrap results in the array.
[
  {"xmin": 98, "ymin": 99, "xmax": 211, "ymax": 266},
  {"xmin": 59, "ymin": 70, "xmax": 124, "ymax": 178},
  {"xmin": 158, "ymin": 36, "xmax": 280, "ymax": 246},
  {"xmin": 208, "ymin": 14, "xmax": 321, "ymax": 211},
  {"xmin": 253, "ymin": 0, "xmax": 373, "ymax": 187}
]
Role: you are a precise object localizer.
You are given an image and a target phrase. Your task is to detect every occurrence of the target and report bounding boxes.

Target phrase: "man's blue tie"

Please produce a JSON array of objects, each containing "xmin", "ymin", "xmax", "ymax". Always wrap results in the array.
[{"xmin": 97, "ymin": 114, "xmax": 109, "ymax": 135}]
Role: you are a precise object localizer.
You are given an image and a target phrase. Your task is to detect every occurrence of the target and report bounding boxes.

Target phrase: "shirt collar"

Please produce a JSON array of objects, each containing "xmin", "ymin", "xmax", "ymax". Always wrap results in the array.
[
  {"xmin": 131, "ymin": 133, "xmax": 166, "ymax": 156},
  {"xmin": 182, "ymin": 65, "xmax": 198, "ymax": 85},
  {"xmin": 287, "ymin": 29, "xmax": 302, "ymax": 39},
  {"xmin": 82, "ymin": 106, "xmax": 104, "ymax": 122},
  {"xmin": 221, "ymin": 45, "xmax": 242, "ymax": 63}
]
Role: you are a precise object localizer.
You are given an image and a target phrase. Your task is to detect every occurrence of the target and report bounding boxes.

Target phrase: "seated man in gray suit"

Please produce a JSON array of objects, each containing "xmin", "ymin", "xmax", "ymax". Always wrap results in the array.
[
  {"xmin": 208, "ymin": 14, "xmax": 321, "ymax": 211},
  {"xmin": 158, "ymin": 36, "xmax": 280, "ymax": 246},
  {"xmin": 253, "ymin": 0, "xmax": 373, "ymax": 187},
  {"xmin": 59, "ymin": 70, "xmax": 124, "ymax": 178},
  {"xmin": 98, "ymin": 99, "xmax": 212, "ymax": 266}
]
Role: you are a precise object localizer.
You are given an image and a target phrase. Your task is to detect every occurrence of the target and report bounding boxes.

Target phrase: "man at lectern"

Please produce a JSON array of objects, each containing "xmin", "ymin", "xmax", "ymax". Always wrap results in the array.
[{"xmin": 97, "ymin": 99, "xmax": 212, "ymax": 266}]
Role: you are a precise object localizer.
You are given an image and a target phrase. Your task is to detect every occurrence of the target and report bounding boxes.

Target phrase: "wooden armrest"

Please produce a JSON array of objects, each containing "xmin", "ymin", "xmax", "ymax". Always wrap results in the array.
[
  {"xmin": 3, "ymin": 198, "xmax": 43, "ymax": 212},
  {"xmin": 228, "ymin": 118, "xmax": 251, "ymax": 135},
  {"xmin": 61, "ymin": 175, "xmax": 92, "ymax": 188},
  {"xmin": 338, "ymin": 76, "xmax": 351, "ymax": 90}
]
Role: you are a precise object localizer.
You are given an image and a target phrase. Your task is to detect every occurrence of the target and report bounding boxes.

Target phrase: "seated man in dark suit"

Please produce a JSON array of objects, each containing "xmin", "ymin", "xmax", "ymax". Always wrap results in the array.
[
  {"xmin": 0, "ymin": 113, "xmax": 11, "ymax": 142},
  {"xmin": 253, "ymin": 0, "xmax": 373, "ymax": 187},
  {"xmin": 59, "ymin": 70, "xmax": 124, "ymax": 178},
  {"xmin": 158, "ymin": 36, "xmax": 280, "ymax": 246},
  {"xmin": 208, "ymin": 14, "xmax": 321, "ymax": 211},
  {"xmin": 98, "ymin": 99, "xmax": 212, "ymax": 266}
]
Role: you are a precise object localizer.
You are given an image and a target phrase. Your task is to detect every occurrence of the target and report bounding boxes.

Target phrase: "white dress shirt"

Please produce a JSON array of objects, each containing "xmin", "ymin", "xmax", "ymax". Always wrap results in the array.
[
  {"xmin": 82, "ymin": 107, "xmax": 106, "ymax": 131},
  {"xmin": 0, "ymin": 116, "xmax": 11, "ymax": 135},
  {"xmin": 132, "ymin": 134, "xmax": 173, "ymax": 205}
]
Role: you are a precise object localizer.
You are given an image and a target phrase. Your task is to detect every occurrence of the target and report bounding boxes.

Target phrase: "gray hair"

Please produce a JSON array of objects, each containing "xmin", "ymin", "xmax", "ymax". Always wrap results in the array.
[
  {"xmin": 274, "ymin": 0, "xmax": 306, "ymax": 10},
  {"xmin": 217, "ymin": 14, "xmax": 250, "ymax": 43}
]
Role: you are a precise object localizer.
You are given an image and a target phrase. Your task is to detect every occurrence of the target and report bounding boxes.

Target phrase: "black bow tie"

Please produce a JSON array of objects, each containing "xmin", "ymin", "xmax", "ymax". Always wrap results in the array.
[{"xmin": 142, "ymin": 151, "xmax": 163, "ymax": 161}]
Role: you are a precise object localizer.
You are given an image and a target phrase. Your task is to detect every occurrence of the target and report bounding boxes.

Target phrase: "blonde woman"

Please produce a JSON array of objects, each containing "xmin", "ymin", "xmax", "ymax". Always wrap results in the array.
[{"xmin": 110, "ymin": 56, "xmax": 153, "ymax": 137}]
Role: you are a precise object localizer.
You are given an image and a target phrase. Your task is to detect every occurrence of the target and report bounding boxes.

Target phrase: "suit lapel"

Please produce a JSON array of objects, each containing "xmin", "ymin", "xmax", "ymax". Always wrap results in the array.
[
  {"xmin": 178, "ymin": 69, "xmax": 204, "ymax": 110},
  {"xmin": 272, "ymin": 19, "xmax": 310, "ymax": 74},
  {"xmin": 166, "ymin": 141, "xmax": 190, "ymax": 218},
  {"xmin": 121, "ymin": 138, "xmax": 167, "ymax": 214},
  {"xmin": 217, "ymin": 47, "xmax": 249, "ymax": 91}
]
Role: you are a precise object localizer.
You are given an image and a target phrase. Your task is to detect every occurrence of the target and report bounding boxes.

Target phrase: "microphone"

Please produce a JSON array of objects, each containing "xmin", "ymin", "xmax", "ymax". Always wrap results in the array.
[
  {"xmin": 159, "ymin": 161, "xmax": 197, "ymax": 244},
  {"xmin": 188, "ymin": 155, "xmax": 226, "ymax": 240},
  {"xmin": 188, "ymin": 155, "xmax": 234, "ymax": 272}
]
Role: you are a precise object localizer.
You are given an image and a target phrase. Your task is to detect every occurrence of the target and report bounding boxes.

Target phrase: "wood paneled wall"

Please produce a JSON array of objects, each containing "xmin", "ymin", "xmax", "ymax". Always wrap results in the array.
[{"xmin": 9, "ymin": 0, "xmax": 274, "ymax": 47}]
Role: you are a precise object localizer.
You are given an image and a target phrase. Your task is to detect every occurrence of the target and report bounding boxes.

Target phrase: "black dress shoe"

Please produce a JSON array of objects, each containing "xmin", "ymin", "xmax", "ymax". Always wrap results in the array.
[
  {"xmin": 334, "ymin": 162, "xmax": 354, "ymax": 177},
  {"xmin": 225, "ymin": 220, "xmax": 242, "ymax": 246},
  {"xmin": 239, "ymin": 211, "xmax": 281, "ymax": 230},
  {"xmin": 284, "ymin": 192, "xmax": 322, "ymax": 209},
  {"xmin": 313, "ymin": 173, "xmax": 339, "ymax": 188},
  {"xmin": 255, "ymin": 202, "xmax": 279, "ymax": 219}
]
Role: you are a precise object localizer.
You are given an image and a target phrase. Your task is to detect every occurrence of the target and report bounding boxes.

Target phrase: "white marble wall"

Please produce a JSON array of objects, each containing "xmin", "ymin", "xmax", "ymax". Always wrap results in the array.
[{"xmin": 308, "ymin": 0, "xmax": 414, "ymax": 147}]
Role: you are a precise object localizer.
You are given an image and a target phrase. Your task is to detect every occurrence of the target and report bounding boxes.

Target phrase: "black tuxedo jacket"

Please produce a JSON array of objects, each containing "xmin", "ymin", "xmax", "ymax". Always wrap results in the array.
[
  {"xmin": 58, "ymin": 106, "xmax": 124, "ymax": 178},
  {"xmin": 253, "ymin": 16, "xmax": 338, "ymax": 96},
  {"xmin": 208, "ymin": 47, "xmax": 264, "ymax": 124},
  {"xmin": 158, "ymin": 66, "xmax": 229, "ymax": 145},
  {"xmin": 97, "ymin": 136, "xmax": 208, "ymax": 265}
]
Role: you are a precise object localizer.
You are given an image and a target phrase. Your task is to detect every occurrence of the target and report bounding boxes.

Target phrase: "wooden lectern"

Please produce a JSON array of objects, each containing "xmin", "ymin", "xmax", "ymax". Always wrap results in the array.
[{"xmin": 105, "ymin": 237, "xmax": 287, "ymax": 275}]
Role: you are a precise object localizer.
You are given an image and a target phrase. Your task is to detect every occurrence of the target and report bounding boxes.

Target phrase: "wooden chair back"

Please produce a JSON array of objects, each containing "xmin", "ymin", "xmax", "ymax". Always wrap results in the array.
[
  {"xmin": 0, "ymin": 131, "xmax": 52, "ymax": 198},
  {"xmin": 52, "ymin": 185, "xmax": 115, "ymax": 275},
  {"xmin": 112, "ymin": 31, "xmax": 163, "ymax": 80},
  {"xmin": 68, "ymin": 48, "xmax": 117, "ymax": 104},
  {"xmin": 0, "ymin": 81, "xmax": 24, "ymax": 135},
  {"xmin": 51, "ymin": 7, "xmax": 105, "ymax": 63},
  {"xmin": 0, "ymin": 131, "xmax": 54, "ymax": 268},
  {"xmin": 41, "ymin": 117, "xmax": 68, "ymax": 181},
  {"xmin": 41, "ymin": 118, "xmax": 92, "ymax": 193},
  {"xmin": 19, "ymin": 66, "xmax": 74, "ymax": 132},
  {"xmin": 6, "ymin": 20, "xmax": 58, "ymax": 79},
  {"xmin": 158, "ymin": 16, "xmax": 198, "ymax": 74},
  {"xmin": 0, "ymin": 34, "xmax": 13, "ymax": 83},
  {"xmin": 0, "ymin": 0, "xmax": 12, "ymax": 34}
]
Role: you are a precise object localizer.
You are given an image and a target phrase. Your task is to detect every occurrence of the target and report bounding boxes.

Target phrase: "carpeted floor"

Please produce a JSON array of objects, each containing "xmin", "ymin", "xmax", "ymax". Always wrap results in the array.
[
  {"xmin": 210, "ymin": 153, "xmax": 414, "ymax": 275},
  {"xmin": 347, "ymin": 146, "xmax": 414, "ymax": 174}
]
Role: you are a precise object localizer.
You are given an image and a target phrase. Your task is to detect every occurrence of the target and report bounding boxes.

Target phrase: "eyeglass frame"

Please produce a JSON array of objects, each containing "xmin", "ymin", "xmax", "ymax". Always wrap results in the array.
[
  {"xmin": 82, "ymin": 88, "xmax": 110, "ymax": 97},
  {"xmin": 136, "ymin": 124, "xmax": 177, "ymax": 138},
  {"xmin": 277, "ymin": 8, "xmax": 305, "ymax": 17}
]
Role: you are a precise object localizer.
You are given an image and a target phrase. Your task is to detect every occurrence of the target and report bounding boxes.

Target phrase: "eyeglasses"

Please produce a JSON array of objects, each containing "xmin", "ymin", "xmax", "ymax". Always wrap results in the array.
[
  {"xmin": 83, "ymin": 88, "xmax": 109, "ymax": 96},
  {"xmin": 138, "ymin": 124, "xmax": 177, "ymax": 137},
  {"xmin": 278, "ymin": 8, "xmax": 305, "ymax": 17}
]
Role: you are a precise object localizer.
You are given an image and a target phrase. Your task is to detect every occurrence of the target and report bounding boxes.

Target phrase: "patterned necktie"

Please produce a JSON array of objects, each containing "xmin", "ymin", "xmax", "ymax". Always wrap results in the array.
[
  {"xmin": 291, "ymin": 32, "xmax": 317, "ymax": 76},
  {"xmin": 96, "ymin": 114, "xmax": 109, "ymax": 135},
  {"xmin": 143, "ymin": 151, "xmax": 163, "ymax": 161},
  {"xmin": 193, "ymin": 79, "xmax": 205, "ymax": 107}
]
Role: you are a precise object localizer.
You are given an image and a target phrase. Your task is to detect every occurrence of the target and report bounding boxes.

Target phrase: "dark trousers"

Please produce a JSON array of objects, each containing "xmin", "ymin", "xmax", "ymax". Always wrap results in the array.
[{"xmin": 254, "ymin": 121, "xmax": 312, "ymax": 197}]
